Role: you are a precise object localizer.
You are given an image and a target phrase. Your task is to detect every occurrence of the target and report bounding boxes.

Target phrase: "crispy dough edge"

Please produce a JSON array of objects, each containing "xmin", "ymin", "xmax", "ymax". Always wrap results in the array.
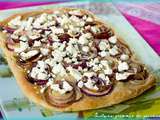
[{"xmin": 0, "ymin": 8, "xmax": 156, "ymax": 111}]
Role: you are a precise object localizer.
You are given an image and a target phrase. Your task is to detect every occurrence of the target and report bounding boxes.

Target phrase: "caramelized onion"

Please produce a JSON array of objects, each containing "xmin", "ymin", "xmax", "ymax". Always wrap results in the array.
[{"xmin": 58, "ymin": 33, "xmax": 71, "ymax": 42}]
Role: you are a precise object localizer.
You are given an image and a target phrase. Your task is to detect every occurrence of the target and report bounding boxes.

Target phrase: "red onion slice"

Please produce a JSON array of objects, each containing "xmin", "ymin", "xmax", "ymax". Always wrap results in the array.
[
  {"xmin": 44, "ymin": 83, "xmax": 76, "ymax": 108},
  {"xmin": 6, "ymin": 38, "xmax": 17, "ymax": 51},
  {"xmin": 81, "ymin": 84, "xmax": 113, "ymax": 97},
  {"xmin": 78, "ymin": 76, "xmax": 113, "ymax": 97},
  {"xmin": 34, "ymin": 80, "xmax": 48, "ymax": 85},
  {"xmin": 4, "ymin": 26, "xmax": 15, "ymax": 33},
  {"xmin": 27, "ymin": 75, "xmax": 48, "ymax": 85}
]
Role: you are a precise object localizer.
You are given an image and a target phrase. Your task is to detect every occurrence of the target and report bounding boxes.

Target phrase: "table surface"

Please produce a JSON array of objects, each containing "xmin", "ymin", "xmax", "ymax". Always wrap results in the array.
[{"xmin": 0, "ymin": 0, "xmax": 160, "ymax": 120}]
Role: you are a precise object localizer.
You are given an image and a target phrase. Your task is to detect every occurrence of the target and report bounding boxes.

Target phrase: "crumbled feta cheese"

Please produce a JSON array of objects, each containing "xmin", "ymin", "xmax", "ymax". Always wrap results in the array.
[
  {"xmin": 20, "ymin": 50, "xmax": 39, "ymax": 61},
  {"xmin": 28, "ymin": 33, "xmax": 41, "ymax": 40},
  {"xmin": 91, "ymin": 26, "xmax": 100, "ymax": 33},
  {"xmin": 77, "ymin": 81, "xmax": 84, "ymax": 88},
  {"xmin": 50, "ymin": 26, "xmax": 64, "ymax": 34},
  {"xmin": 84, "ymin": 79, "xmax": 99, "ymax": 91},
  {"xmin": 100, "ymin": 60, "xmax": 108, "ymax": 66},
  {"xmin": 64, "ymin": 57, "xmax": 72, "ymax": 63},
  {"xmin": 82, "ymin": 46, "xmax": 89, "ymax": 52},
  {"xmin": 118, "ymin": 61, "xmax": 129, "ymax": 72},
  {"xmin": 104, "ymin": 68, "xmax": 112, "ymax": 75},
  {"xmin": 50, "ymin": 34, "xmax": 60, "ymax": 41},
  {"xmin": 50, "ymin": 84, "xmax": 65, "ymax": 94},
  {"xmin": 30, "ymin": 61, "xmax": 49, "ymax": 80},
  {"xmin": 99, "ymin": 40, "xmax": 109, "ymax": 51},
  {"xmin": 99, "ymin": 51, "xmax": 109, "ymax": 57},
  {"xmin": 52, "ymin": 63, "xmax": 66, "ymax": 76},
  {"xmin": 83, "ymin": 72, "xmax": 95, "ymax": 78},
  {"xmin": 8, "ymin": 16, "xmax": 22, "ymax": 28},
  {"xmin": 37, "ymin": 72, "xmax": 48, "ymax": 80},
  {"xmin": 50, "ymin": 81, "xmax": 73, "ymax": 95},
  {"xmin": 66, "ymin": 44, "xmax": 78, "ymax": 57},
  {"xmin": 40, "ymin": 48, "xmax": 49, "ymax": 56},
  {"xmin": 52, "ymin": 50, "xmax": 63, "ymax": 62},
  {"xmin": 33, "ymin": 41, "xmax": 41, "ymax": 47},
  {"xmin": 26, "ymin": 17, "xmax": 34, "ymax": 30},
  {"xmin": 100, "ymin": 60, "xmax": 113, "ymax": 75},
  {"xmin": 120, "ymin": 54, "xmax": 129, "ymax": 61},
  {"xmin": 116, "ymin": 72, "xmax": 132, "ymax": 81},
  {"xmin": 70, "ymin": 15, "xmax": 81, "ymax": 23},
  {"xmin": 45, "ymin": 58, "xmax": 56, "ymax": 67},
  {"xmin": 78, "ymin": 33, "xmax": 92, "ymax": 45},
  {"xmin": 14, "ymin": 41, "xmax": 28, "ymax": 53},
  {"xmin": 108, "ymin": 36, "xmax": 117, "ymax": 44},
  {"xmin": 98, "ymin": 73, "xmax": 106, "ymax": 80},
  {"xmin": 19, "ymin": 35, "xmax": 28, "ymax": 42},
  {"xmin": 63, "ymin": 81, "xmax": 73, "ymax": 92},
  {"xmin": 52, "ymin": 42, "xmax": 61, "ymax": 49},
  {"xmin": 109, "ymin": 45, "xmax": 118, "ymax": 56},
  {"xmin": 67, "ymin": 67, "xmax": 82, "ymax": 81}
]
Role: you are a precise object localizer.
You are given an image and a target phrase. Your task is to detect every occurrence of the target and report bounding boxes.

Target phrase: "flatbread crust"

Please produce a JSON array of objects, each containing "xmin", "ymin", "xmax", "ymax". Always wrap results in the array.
[{"xmin": 0, "ymin": 8, "xmax": 155, "ymax": 111}]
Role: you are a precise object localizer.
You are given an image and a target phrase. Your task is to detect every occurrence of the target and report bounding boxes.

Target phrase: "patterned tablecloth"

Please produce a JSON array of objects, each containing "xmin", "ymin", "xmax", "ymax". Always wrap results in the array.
[{"xmin": 0, "ymin": 0, "xmax": 160, "ymax": 120}]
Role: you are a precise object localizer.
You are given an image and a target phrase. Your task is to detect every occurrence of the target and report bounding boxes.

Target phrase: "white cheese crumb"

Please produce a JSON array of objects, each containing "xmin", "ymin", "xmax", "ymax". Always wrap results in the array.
[
  {"xmin": 99, "ymin": 40, "xmax": 109, "ymax": 51},
  {"xmin": 20, "ymin": 50, "xmax": 39, "ymax": 61},
  {"xmin": 14, "ymin": 41, "xmax": 28, "ymax": 53},
  {"xmin": 108, "ymin": 36, "xmax": 117, "ymax": 44},
  {"xmin": 50, "ymin": 81, "xmax": 73, "ymax": 95},
  {"xmin": 116, "ymin": 72, "xmax": 132, "ymax": 81},
  {"xmin": 78, "ymin": 33, "xmax": 92, "ymax": 45},
  {"xmin": 50, "ymin": 34, "xmax": 60, "ymax": 41},
  {"xmin": 99, "ymin": 51, "xmax": 109, "ymax": 57},
  {"xmin": 63, "ymin": 81, "xmax": 73, "ymax": 91},
  {"xmin": 19, "ymin": 35, "xmax": 28, "ymax": 42},
  {"xmin": 30, "ymin": 61, "xmax": 49, "ymax": 80},
  {"xmin": 82, "ymin": 46, "xmax": 89, "ymax": 52},
  {"xmin": 109, "ymin": 45, "xmax": 118, "ymax": 56},
  {"xmin": 118, "ymin": 61, "xmax": 129, "ymax": 72},
  {"xmin": 98, "ymin": 73, "xmax": 106, "ymax": 80},
  {"xmin": 68, "ymin": 67, "xmax": 82, "ymax": 81},
  {"xmin": 83, "ymin": 72, "xmax": 95, "ymax": 78},
  {"xmin": 120, "ymin": 54, "xmax": 129, "ymax": 61},
  {"xmin": 50, "ymin": 26, "xmax": 64, "ymax": 34},
  {"xmin": 52, "ymin": 50, "xmax": 63, "ymax": 62},
  {"xmin": 91, "ymin": 26, "xmax": 100, "ymax": 34},
  {"xmin": 8, "ymin": 16, "xmax": 22, "ymax": 28},
  {"xmin": 77, "ymin": 81, "xmax": 84, "ymax": 88},
  {"xmin": 104, "ymin": 68, "xmax": 112, "ymax": 75},
  {"xmin": 40, "ymin": 48, "xmax": 49, "ymax": 56},
  {"xmin": 84, "ymin": 79, "xmax": 99, "ymax": 91},
  {"xmin": 33, "ymin": 41, "xmax": 41, "ymax": 47},
  {"xmin": 52, "ymin": 63, "xmax": 66, "ymax": 76}
]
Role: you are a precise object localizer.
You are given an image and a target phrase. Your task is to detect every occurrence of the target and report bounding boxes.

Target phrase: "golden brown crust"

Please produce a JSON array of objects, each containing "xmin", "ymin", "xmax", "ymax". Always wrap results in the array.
[{"xmin": 0, "ymin": 8, "xmax": 156, "ymax": 111}]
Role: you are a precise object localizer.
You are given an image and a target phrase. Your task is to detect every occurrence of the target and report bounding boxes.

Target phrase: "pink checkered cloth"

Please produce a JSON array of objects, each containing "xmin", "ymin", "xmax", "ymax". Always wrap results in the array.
[{"xmin": 0, "ymin": 1, "xmax": 159, "ymax": 55}]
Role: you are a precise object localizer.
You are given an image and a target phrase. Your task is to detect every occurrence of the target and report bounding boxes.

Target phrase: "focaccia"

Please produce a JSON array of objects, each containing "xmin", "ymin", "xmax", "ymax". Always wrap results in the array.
[{"xmin": 0, "ymin": 8, "xmax": 155, "ymax": 111}]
